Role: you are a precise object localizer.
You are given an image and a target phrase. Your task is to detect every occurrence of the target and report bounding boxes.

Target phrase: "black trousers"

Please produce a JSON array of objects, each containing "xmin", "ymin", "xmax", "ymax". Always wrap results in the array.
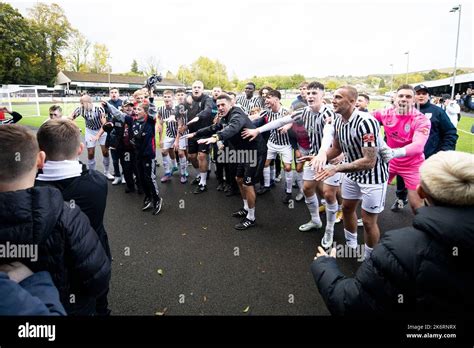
[
  {"xmin": 120, "ymin": 149, "xmax": 138, "ymax": 192},
  {"xmin": 137, "ymin": 157, "xmax": 160, "ymax": 202}
]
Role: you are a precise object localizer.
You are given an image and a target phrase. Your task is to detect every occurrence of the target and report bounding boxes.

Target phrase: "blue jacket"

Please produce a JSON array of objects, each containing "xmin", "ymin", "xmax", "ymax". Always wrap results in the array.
[
  {"xmin": 419, "ymin": 101, "xmax": 458, "ymax": 158},
  {"xmin": 0, "ymin": 271, "xmax": 66, "ymax": 315}
]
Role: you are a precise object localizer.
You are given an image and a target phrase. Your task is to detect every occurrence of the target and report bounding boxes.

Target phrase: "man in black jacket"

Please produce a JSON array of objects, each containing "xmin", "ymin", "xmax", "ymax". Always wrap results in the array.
[
  {"xmin": 391, "ymin": 84, "xmax": 458, "ymax": 212},
  {"xmin": 311, "ymin": 150, "xmax": 474, "ymax": 315},
  {"xmin": 0, "ymin": 125, "xmax": 111, "ymax": 315},
  {"xmin": 0, "ymin": 106, "xmax": 22, "ymax": 125},
  {"xmin": 185, "ymin": 80, "xmax": 215, "ymax": 194},
  {"xmin": 185, "ymin": 94, "xmax": 266, "ymax": 230},
  {"xmin": 35, "ymin": 119, "xmax": 112, "ymax": 315}
]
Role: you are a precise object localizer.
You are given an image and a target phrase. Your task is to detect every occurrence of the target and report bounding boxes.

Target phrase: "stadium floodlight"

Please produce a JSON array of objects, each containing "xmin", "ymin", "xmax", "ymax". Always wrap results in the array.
[{"xmin": 450, "ymin": 4, "xmax": 462, "ymax": 99}]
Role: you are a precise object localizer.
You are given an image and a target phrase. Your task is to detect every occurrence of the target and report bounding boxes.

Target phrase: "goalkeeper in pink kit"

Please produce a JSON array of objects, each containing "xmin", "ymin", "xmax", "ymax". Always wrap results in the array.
[{"xmin": 373, "ymin": 84, "xmax": 431, "ymax": 212}]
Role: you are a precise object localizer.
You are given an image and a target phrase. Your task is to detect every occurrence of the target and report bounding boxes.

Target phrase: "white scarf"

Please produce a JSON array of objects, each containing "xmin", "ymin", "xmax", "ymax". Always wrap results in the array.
[{"xmin": 37, "ymin": 160, "xmax": 83, "ymax": 181}]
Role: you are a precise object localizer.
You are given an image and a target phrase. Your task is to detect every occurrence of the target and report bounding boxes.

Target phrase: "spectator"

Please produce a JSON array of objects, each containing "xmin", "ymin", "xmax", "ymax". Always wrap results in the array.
[
  {"xmin": 35, "ymin": 119, "xmax": 112, "ymax": 315},
  {"xmin": 0, "ymin": 262, "xmax": 66, "ymax": 316},
  {"xmin": 311, "ymin": 151, "xmax": 474, "ymax": 315},
  {"xmin": 0, "ymin": 106, "xmax": 22, "ymax": 125},
  {"xmin": 441, "ymin": 94, "xmax": 461, "ymax": 127},
  {"xmin": 0, "ymin": 124, "xmax": 111, "ymax": 315}
]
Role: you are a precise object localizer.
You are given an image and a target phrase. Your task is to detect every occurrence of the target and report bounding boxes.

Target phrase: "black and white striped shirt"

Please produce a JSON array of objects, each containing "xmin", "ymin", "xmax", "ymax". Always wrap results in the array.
[
  {"xmin": 236, "ymin": 95, "xmax": 261, "ymax": 114},
  {"xmin": 158, "ymin": 105, "xmax": 178, "ymax": 138},
  {"xmin": 334, "ymin": 109, "xmax": 388, "ymax": 184},
  {"xmin": 72, "ymin": 106, "xmax": 105, "ymax": 130},
  {"xmin": 292, "ymin": 105, "xmax": 335, "ymax": 155},
  {"xmin": 261, "ymin": 107, "xmax": 291, "ymax": 146}
]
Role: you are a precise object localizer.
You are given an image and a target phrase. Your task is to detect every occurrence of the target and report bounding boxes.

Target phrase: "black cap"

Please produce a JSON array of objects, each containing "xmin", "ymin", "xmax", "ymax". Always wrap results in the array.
[{"xmin": 414, "ymin": 84, "xmax": 429, "ymax": 93}]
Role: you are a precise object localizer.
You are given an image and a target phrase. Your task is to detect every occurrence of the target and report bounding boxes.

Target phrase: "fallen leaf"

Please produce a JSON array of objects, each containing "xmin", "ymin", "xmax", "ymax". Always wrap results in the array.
[
  {"xmin": 243, "ymin": 306, "xmax": 250, "ymax": 313},
  {"xmin": 155, "ymin": 307, "xmax": 168, "ymax": 316},
  {"xmin": 203, "ymin": 296, "xmax": 207, "ymax": 302},
  {"xmin": 182, "ymin": 233, "xmax": 187, "ymax": 236},
  {"xmin": 202, "ymin": 226, "xmax": 207, "ymax": 230},
  {"xmin": 157, "ymin": 269, "xmax": 164, "ymax": 276}
]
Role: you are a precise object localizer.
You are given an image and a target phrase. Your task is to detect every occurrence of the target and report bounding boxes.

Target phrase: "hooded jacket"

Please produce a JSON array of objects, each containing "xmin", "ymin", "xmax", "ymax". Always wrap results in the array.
[
  {"xmin": 0, "ymin": 186, "xmax": 111, "ymax": 315},
  {"xmin": 311, "ymin": 205, "xmax": 474, "ymax": 315}
]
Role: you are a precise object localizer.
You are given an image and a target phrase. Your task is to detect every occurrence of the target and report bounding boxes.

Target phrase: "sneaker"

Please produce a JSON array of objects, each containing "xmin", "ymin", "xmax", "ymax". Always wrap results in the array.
[
  {"xmin": 235, "ymin": 218, "xmax": 256, "ymax": 230},
  {"xmin": 232, "ymin": 208, "xmax": 248, "ymax": 218},
  {"xmin": 257, "ymin": 186, "xmax": 270, "ymax": 195},
  {"xmin": 193, "ymin": 184, "xmax": 207, "ymax": 194},
  {"xmin": 180, "ymin": 174, "xmax": 187, "ymax": 184},
  {"xmin": 319, "ymin": 204, "xmax": 326, "ymax": 213},
  {"xmin": 216, "ymin": 182, "xmax": 225, "ymax": 191},
  {"xmin": 171, "ymin": 166, "xmax": 179, "ymax": 174},
  {"xmin": 295, "ymin": 192, "xmax": 304, "ymax": 202},
  {"xmin": 121, "ymin": 175, "xmax": 126, "ymax": 184},
  {"xmin": 357, "ymin": 218, "xmax": 364, "ymax": 227},
  {"xmin": 390, "ymin": 198, "xmax": 408, "ymax": 212},
  {"xmin": 152, "ymin": 197, "xmax": 163, "ymax": 215},
  {"xmin": 283, "ymin": 193, "xmax": 293, "ymax": 204},
  {"xmin": 274, "ymin": 174, "xmax": 282, "ymax": 183},
  {"xmin": 112, "ymin": 177, "xmax": 122, "ymax": 185},
  {"xmin": 292, "ymin": 182, "xmax": 299, "ymax": 189},
  {"xmin": 191, "ymin": 176, "xmax": 201, "ymax": 185},
  {"xmin": 299, "ymin": 220, "xmax": 322, "ymax": 232},
  {"xmin": 335, "ymin": 210, "xmax": 343, "ymax": 224},
  {"xmin": 223, "ymin": 184, "xmax": 232, "ymax": 192},
  {"xmin": 104, "ymin": 171, "xmax": 115, "ymax": 180},
  {"xmin": 142, "ymin": 197, "xmax": 152, "ymax": 211},
  {"xmin": 321, "ymin": 228, "xmax": 334, "ymax": 249},
  {"xmin": 161, "ymin": 173, "xmax": 172, "ymax": 183}
]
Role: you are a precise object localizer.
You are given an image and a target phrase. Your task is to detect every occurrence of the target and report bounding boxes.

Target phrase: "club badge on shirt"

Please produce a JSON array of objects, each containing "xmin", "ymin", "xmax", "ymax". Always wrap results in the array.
[{"xmin": 404, "ymin": 123, "xmax": 410, "ymax": 133}]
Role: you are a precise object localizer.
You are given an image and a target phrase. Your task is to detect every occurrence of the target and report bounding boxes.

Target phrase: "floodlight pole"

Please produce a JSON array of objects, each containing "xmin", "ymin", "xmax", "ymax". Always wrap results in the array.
[{"xmin": 450, "ymin": 4, "xmax": 462, "ymax": 99}]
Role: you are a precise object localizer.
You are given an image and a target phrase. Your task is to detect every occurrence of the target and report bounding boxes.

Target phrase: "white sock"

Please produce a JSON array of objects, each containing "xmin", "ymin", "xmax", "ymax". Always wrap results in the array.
[
  {"xmin": 344, "ymin": 229, "xmax": 358, "ymax": 249},
  {"xmin": 296, "ymin": 171, "xmax": 304, "ymax": 191},
  {"xmin": 270, "ymin": 165, "xmax": 275, "ymax": 181},
  {"xmin": 171, "ymin": 158, "xmax": 177, "ymax": 168},
  {"xmin": 199, "ymin": 172, "xmax": 207, "ymax": 186},
  {"xmin": 243, "ymin": 199, "xmax": 249, "ymax": 211},
  {"xmin": 162, "ymin": 154, "xmax": 170, "ymax": 174},
  {"xmin": 88, "ymin": 159, "xmax": 96, "ymax": 171},
  {"xmin": 364, "ymin": 244, "xmax": 373, "ymax": 260},
  {"xmin": 179, "ymin": 157, "xmax": 187, "ymax": 175},
  {"xmin": 103, "ymin": 156, "xmax": 110, "ymax": 172},
  {"xmin": 305, "ymin": 194, "xmax": 321, "ymax": 224},
  {"xmin": 246, "ymin": 207, "xmax": 255, "ymax": 221},
  {"xmin": 263, "ymin": 166, "xmax": 271, "ymax": 187},
  {"xmin": 325, "ymin": 202, "xmax": 338, "ymax": 231},
  {"xmin": 285, "ymin": 170, "xmax": 293, "ymax": 193}
]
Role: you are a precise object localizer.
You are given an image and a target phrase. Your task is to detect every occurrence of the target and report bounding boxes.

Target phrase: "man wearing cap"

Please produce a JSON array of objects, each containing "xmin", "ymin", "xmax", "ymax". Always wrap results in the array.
[{"xmin": 390, "ymin": 84, "xmax": 458, "ymax": 212}]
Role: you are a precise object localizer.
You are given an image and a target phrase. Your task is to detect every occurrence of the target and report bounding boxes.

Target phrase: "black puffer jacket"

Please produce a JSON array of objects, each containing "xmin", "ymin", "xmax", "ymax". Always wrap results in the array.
[
  {"xmin": 311, "ymin": 205, "xmax": 474, "ymax": 315},
  {"xmin": 0, "ymin": 186, "xmax": 111, "ymax": 315}
]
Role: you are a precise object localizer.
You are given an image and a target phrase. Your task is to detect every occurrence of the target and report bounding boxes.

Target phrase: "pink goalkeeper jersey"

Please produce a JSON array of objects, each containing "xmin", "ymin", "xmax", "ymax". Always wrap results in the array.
[{"xmin": 372, "ymin": 106, "xmax": 431, "ymax": 167}]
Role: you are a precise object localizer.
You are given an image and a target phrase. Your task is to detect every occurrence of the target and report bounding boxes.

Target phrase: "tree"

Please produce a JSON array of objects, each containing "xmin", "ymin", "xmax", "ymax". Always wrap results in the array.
[
  {"xmin": 28, "ymin": 3, "xmax": 73, "ymax": 85},
  {"xmin": 90, "ymin": 43, "xmax": 110, "ymax": 73},
  {"xmin": 65, "ymin": 30, "xmax": 90, "ymax": 72},
  {"xmin": 190, "ymin": 56, "xmax": 230, "ymax": 89},
  {"xmin": 325, "ymin": 80, "xmax": 338, "ymax": 90},
  {"xmin": 0, "ymin": 3, "xmax": 40, "ymax": 84},
  {"xmin": 141, "ymin": 56, "xmax": 161, "ymax": 76},
  {"xmin": 379, "ymin": 78, "xmax": 386, "ymax": 88},
  {"xmin": 165, "ymin": 70, "xmax": 175, "ymax": 79},
  {"xmin": 177, "ymin": 65, "xmax": 193, "ymax": 86},
  {"xmin": 131, "ymin": 59, "xmax": 140, "ymax": 74}
]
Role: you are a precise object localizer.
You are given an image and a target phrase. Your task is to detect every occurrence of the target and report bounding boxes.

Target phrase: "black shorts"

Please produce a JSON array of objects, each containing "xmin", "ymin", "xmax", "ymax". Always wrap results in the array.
[
  {"xmin": 188, "ymin": 138, "xmax": 210, "ymax": 154},
  {"xmin": 235, "ymin": 153, "xmax": 265, "ymax": 186}
]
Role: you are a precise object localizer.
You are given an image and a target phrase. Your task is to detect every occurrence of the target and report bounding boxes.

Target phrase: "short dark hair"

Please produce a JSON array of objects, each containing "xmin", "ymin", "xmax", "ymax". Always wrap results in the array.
[
  {"xmin": 37, "ymin": 119, "xmax": 81, "ymax": 161},
  {"xmin": 307, "ymin": 81, "xmax": 325, "ymax": 91},
  {"xmin": 359, "ymin": 93, "xmax": 370, "ymax": 102},
  {"xmin": 259, "ymin": 86, "xmax": 273, "ymax": 97},
  {"xmin": 0, "ymin": 125, "xmax": 39, "ymax": 183},
  {"xmin": 175, "ymin": 88, "xmax": 186, "ymax": 94},
  {"xmin": 110, "ymin": 88, "xmax": 119, "ymax": 93},
  {"xmin": 49, "ymin": 105, "xmax": 62, "ymax": 113},
  {"xmin": 267, "ymin": 89, "xmax": 281, "ymax": 99},
  {"xmin": 338, "ymin": 86, "xmax": 358, "ymax": 101},
  {"xmin": 227, "ymin": 91, "xmax": 237, "ymax": 98},
  {"xmin": 216, "ymin": 93, "xmax": 232, "ymax": 102},
  {"xmin": 397, "ymin": 84, "xmax": 415, "ymax": 93},
  {"xmin": 246, "ymin": 82, "xmax": 256, "ymax": 89}
]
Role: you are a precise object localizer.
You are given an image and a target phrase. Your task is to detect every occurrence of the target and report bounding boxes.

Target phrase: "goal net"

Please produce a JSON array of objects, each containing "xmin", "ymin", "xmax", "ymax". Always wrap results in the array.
[{"xmin": 0, "ymin": 86, "xmax": 41, "ymax": 118}]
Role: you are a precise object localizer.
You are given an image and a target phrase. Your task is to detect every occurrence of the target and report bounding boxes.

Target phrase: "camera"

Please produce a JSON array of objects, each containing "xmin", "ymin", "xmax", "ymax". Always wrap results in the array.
[{"xmin": 144, "ymin": 74, "xmax": 163, "ymax": 90}]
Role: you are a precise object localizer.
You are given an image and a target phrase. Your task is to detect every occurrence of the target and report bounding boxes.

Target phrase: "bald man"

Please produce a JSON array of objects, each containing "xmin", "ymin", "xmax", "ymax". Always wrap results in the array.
[{"xmin": 69, "ymin": 95, "xmax": 113, "ymax": 179}]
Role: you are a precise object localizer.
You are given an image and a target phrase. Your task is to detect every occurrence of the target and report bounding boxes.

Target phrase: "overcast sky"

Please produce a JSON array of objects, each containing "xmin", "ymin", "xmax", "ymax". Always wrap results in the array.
[{"xmin": 9, "ymin": 0, "xmax": 474, "ymax": 79}]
